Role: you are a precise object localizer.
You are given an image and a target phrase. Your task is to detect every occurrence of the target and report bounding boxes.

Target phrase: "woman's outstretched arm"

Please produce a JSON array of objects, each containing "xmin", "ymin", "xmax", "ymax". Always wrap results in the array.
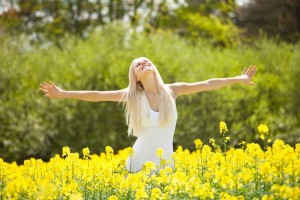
[
  {"xmin": 39, "ymin": 81, "xmax": 124, "ymax": 102},
  {"xmin": 169, "ymin": 66, "xmax": 256, "ymax": 98}
]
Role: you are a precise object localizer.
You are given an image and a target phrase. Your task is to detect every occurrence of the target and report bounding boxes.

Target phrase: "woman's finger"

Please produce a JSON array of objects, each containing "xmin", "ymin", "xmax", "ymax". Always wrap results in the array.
[
  {"xmin": 246, "ymin": 66, "xmax": 255, "ymax": 75},
  {"xmin": 242, "ymin": 67, "xmax": 247, "ymax": 75},
  {"xmin": 49, "ymin": 81, "xmax": 55, "ymax": 87},
  {"xmin": 40, "ymin": 84, "xmax": 49, "ymax": 90},
  {"xmin": 249, "ymin": 69, "xmax": 256, "ymax": 76},
  {"xmin": 39, "ymin": 88, "xmax": 48, "ymax": 93},
  {"xmin": 245, "ymin": 66, "xmax": 251, "ymax": 75},
  {"xmin": 247, "ymin": 66, "xmax": 256, "ymax": 77},
  {"xmin": 43, "ymin": 82, "xmax": 51, "ymax": 87},
  {"xmin": 40, "ymin": 83, "xmax": 48, "ymax": 87}
]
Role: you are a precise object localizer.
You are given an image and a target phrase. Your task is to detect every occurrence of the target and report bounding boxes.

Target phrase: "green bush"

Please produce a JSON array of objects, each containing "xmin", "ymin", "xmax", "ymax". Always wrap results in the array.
[{"xmin": 0, "ymin": 24, "xmax": 299, "ymax": 163}]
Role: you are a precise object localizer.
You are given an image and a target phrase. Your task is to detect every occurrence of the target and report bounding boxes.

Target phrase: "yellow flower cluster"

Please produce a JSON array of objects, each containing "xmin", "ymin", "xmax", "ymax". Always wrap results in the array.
[
  {"xmin": 219, "ymin": 121, "xmax": 228, "ymax": 135},
  {"xmin": 258, "ymin": 124, "xmax": 269, "ymax": 141},
  {"xmin": 194, "ymin": 139, "xmax": 203, "ymax": 149},
  {"xmin": 0, "ymin": 139, "xmax": 299, "ymax": 200}
]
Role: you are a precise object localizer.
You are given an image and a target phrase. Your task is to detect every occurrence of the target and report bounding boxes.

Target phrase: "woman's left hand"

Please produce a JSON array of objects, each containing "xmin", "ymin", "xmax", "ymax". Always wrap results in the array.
[{"xmin": 240, "ymin": 66, "xmax": 257, "ymax": 85}]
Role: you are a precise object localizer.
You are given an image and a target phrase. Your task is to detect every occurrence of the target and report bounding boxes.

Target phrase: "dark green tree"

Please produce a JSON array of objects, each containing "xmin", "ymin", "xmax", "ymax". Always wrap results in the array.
[
  {"xmin": 0, "ymin": 0, "xmax": 242, "ymax": 46},
  {"xmin": 236, "ymin": 0, "xmax": 300, "ymax": 42}
]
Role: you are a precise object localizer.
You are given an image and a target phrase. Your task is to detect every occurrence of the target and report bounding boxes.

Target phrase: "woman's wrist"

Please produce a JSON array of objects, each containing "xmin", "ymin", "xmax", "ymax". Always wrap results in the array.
[
  {"xmin": 59, "ymin": 90, "xmax": 67, "ymax": 98},
  {"xmin": 237, "ymin": 75, "xmax": 248, "ymax": 84}
]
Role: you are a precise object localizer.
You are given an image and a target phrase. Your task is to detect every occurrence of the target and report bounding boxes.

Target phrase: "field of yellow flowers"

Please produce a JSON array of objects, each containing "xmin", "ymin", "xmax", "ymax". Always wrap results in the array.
[{"xmin": 0, "ymin": 122, "xmax": 299, "ymax": 200}]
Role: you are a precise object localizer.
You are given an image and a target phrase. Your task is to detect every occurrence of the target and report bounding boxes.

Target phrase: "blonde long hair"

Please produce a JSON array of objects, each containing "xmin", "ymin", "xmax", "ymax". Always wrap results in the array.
[{"xmin": 122, "ymin": 57, "xmax": 175, "ymax": 136}]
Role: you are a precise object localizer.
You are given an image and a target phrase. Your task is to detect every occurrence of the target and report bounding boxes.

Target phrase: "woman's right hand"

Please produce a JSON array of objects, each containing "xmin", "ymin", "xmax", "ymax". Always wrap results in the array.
[{"xmin": 39, "ymin": 81, "xmax": 64, "ymax": 98}]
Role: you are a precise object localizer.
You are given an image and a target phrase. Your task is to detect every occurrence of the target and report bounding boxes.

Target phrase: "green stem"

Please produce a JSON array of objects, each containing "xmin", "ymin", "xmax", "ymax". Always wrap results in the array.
[{"xmin": 235, "ymin": 162, "xmax": 238, "ymax": 196}]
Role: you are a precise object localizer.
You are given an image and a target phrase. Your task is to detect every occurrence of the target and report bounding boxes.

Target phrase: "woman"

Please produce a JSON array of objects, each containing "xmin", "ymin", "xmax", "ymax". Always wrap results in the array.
[{"xmin": 40, "ymin": 57, "xmax": 256, "ymax": 172}]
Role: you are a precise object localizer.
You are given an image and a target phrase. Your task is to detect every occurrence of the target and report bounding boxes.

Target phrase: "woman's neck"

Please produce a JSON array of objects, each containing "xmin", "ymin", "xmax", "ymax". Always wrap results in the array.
[{"xmin": 140, "ymin": 74, "xmax": 159, "ymax": 95}]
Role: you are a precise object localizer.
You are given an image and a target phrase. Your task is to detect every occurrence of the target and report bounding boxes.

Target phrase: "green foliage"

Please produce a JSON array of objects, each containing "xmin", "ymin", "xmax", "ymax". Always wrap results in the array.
[
  {"xmin": 179, "ymin": 12, "xmax": 240, "ymax": 46},
  {"xmin": 0, "ymin": 24, "xmax": 299, "ymax": 163},
  {"xmin": 155, "ymin": 0, "xmax": 240, "ymax": 47}
]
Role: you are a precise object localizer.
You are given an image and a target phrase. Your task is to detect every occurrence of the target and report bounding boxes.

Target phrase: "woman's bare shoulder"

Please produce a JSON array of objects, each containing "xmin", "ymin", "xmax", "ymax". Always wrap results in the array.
[{"xmin": 165, "ymin": 83, "xmax": 179, "ymax": 100}]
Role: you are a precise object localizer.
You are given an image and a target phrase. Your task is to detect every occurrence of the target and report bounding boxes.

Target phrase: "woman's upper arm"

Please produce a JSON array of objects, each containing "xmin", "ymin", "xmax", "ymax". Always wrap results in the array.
[{"xmin": 168, "ymin": 82, "xmax": 210, "ymax": 97}]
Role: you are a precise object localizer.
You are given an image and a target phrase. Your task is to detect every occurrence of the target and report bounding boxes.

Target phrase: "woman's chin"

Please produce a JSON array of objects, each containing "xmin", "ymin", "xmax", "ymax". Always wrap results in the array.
[
  {"xmin": 144, "ymin": 66, "xmax": 154, "ymax": 72},
  {"xmin": 144, "ymin": 69, "xmax": 155, "ymax": 76}
]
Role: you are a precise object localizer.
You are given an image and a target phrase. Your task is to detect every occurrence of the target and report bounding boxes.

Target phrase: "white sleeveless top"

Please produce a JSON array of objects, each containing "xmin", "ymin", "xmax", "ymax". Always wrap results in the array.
[{"xmin": 126, "ymin": 97, "xmax": 178, "ymax": 172}]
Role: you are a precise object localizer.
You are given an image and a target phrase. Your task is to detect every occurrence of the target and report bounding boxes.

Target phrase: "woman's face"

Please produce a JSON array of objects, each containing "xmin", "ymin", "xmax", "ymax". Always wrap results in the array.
[{"xmin": 133, "ymin": 57, "xmax": 155, "ymax": 80}]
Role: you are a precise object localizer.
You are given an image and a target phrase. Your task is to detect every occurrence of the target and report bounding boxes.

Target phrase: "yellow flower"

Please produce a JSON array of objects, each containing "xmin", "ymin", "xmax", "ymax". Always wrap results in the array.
[
  {"xmin": 62, "ymin": 146, "xmax": 70, "ymax": 157},
  {"xmin": 70, "ymin": 193, "xmax": 83, "ymax": 200},
  {"xmin": 258, "ymin": 124, "xmax": 269, "ymax": 135},
  {"xmin": 108, "ymin": 195, "xmax": 118, "ymax": 200},
  {"xmin": 69, "ymin": 152, "xmax": 79, "ymax": 160},
  {"xmin": 260, "ymin": 134, "xmax": 265, "ymax": 140},
  {"xmin": 194, "ymin": 139, "xmax": 203, "ymax": 149},
  {"xmin": 259, "ymin": 162, "xmax": 271, "ymax": 175},
  {"xmin": 156, "ymin": 147, "xmax": 164, "ymax": 157},
  {"xmin": 105, "ymin": 146, "xmax": 114, "ymax": 154},
  {"xmin": 225, "ymin": 136, "xmax": 231, "ymax": 142},
  {"xmin": 219, "ymin": 121, "xmax": 228, "ymax": 135},
  {"xmin": 262, "ymin": 194, "xmax": 275, "ymax": 200},
  {"xmin": 165, "ymin": 166, "xmax": 173, "ymax": 174},
  {"xmin": 144, "ymin": 161, "xmax": 156, "ymax": 170},
  {"xmin": 135, "ymin": 188, "xmax": 148, "ymax": 199},
  {"xmin": 151, "ymin": 188, "xmax": 161, "ymax": 199},
  {"xmin": 128, "ymin": 147, "xmax": 134, "ymax": 157},
  {"xmin": 267, "ymin": 139, "xmax": 272, "ymax": 143},
  {"xmin": 82, "ymin": 147, "xmax": 90, "ymax": 159},
  {"xmin": 209, "ymin": 138, "xmax": 216, "ymax": 146}
]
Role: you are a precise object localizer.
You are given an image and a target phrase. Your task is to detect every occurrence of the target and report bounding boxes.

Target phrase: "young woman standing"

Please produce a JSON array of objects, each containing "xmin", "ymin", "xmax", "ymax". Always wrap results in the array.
[{"xmin": 40, "ymin": 57, "xmax": 256, "ymax": 172}]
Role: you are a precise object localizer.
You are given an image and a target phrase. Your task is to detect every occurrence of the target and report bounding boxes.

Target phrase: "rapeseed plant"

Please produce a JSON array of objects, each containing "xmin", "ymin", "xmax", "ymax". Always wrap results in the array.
[
  {"xmin": 0, "ymin": 122, "xmax": 299, "ymax": 199},
  {"xmin": 82, "ymin": 147, "xmax": 90, "ymax": 159},
  {"xmin": 258, "ymin": 124, "xmax": 270, "ymax": 151}
]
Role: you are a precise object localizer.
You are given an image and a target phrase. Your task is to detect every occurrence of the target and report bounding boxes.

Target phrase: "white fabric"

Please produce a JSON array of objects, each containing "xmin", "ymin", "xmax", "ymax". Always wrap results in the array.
[{"xmin": 126, "ymin": 98, "xmax": 178, "ymax": 172}]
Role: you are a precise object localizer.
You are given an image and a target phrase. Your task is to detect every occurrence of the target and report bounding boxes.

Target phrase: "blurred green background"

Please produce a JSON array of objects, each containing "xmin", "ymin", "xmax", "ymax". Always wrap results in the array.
[{"xmin": 0, "ymin": 0, "xmax": 299, "ymax": 163}]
